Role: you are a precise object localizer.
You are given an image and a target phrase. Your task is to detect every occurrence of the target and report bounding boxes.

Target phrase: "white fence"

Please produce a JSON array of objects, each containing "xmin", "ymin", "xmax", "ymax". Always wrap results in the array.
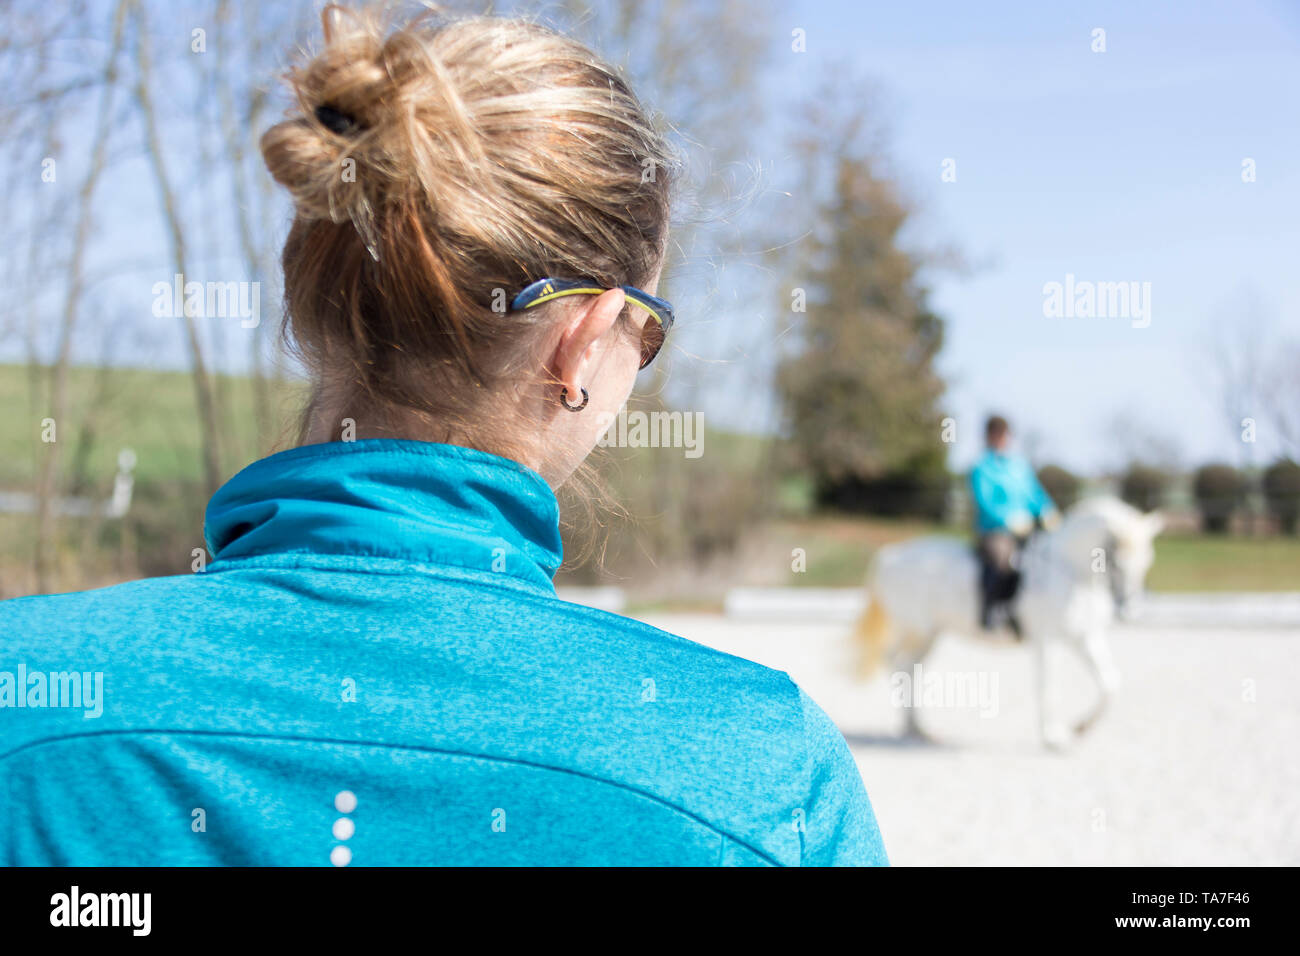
[
  {"xmin": 557, "ymin": 585, "xmax": 1300, "ymax": 629},
  {"xmin": 0, "ymin": 449, "xmax": 137, "ymax": 519}
]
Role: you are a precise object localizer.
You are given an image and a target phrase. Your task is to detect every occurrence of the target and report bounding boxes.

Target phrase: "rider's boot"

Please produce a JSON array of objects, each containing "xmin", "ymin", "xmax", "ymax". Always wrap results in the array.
[{"xmin": 978, "ymin": 563, "xmax": 998, "ymax": 631}]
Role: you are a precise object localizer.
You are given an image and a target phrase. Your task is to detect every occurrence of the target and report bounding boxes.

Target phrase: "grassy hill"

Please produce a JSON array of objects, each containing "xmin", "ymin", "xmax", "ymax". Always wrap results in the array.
[{"xmin": 0, "ymin": 363, "xmax": 305, "ymax": 489}]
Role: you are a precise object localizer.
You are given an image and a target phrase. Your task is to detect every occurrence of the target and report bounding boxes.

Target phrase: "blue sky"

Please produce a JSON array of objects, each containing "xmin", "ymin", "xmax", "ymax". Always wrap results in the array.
[{"xmin": 739, "ymin": 0, "xmax": 1300, "ymax": 471}]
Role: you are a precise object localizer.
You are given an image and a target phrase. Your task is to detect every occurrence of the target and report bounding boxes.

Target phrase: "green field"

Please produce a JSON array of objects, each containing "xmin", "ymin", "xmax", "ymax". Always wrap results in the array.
[
  {"xmin": 3, "ymin": 363, "xmax": 1298, "ymax": 597},
  {"xmin": 0, "ymin": 363, "xmax": 304, "ymax": 489},
  {"xmin": 1144, "ymin": 535, "xmax": 1300, "ymax": 592}
]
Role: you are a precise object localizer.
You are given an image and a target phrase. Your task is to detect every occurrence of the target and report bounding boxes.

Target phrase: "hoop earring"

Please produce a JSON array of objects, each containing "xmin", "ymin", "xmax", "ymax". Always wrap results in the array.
[{"xmin": 560, "ymin": 387, "xmax": 589, "ymax": 412}]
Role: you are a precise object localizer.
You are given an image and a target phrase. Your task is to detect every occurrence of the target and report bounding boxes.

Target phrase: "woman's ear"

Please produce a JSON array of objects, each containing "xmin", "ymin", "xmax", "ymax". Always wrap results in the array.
[{"xmin": 550, "ymin": 288, "xmax": 627, "ymax": 396}]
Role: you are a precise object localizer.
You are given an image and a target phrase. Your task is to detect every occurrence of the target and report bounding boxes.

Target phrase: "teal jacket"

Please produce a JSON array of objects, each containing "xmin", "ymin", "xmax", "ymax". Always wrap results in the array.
[
  {"xmin": 970, "ymin": 449, "xmax": 1055, "ymax": 534},
  {"xmin": 0, "ymin": 440, "xmax": 886, "ymax": 866}
]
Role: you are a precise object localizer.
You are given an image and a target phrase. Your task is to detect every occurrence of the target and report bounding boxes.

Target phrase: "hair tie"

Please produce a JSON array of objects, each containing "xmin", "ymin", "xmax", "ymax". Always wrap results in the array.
[{"xmin": 315, "ymin": 104, "xmax": 356, "ymax": 135}]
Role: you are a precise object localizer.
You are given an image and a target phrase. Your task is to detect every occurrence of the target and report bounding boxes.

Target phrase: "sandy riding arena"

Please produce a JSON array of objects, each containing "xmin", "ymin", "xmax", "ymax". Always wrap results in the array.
[{"xmin": 637, "ymin": 608, "xmax": 1300, "ymax": 866}]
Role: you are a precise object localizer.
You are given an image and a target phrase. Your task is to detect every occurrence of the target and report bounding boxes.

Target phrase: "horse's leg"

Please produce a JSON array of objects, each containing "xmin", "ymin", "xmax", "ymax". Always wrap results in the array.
[
  {"xmin": 1071, "ymin": 629, "xmax": 1120, "ymax": 736},
  {"xmin": 1036, "ymin": 634, "xmax": 1071, "ymax": 750},
  {"xmin": 893, "ymin": 631, "xmax": 936, "ymax": 740},
  {"xmin": 902, "ymin": 648, "xmax": 924, "ymax": 739}
]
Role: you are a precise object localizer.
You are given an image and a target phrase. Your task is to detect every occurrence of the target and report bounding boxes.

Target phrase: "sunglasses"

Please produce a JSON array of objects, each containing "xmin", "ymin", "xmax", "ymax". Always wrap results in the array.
[{"xmin": 510, "ymin": 277, "xmax": 675, "ymax": 370}]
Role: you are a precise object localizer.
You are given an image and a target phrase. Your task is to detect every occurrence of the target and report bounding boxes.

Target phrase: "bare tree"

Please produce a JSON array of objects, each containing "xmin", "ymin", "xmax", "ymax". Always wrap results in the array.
[
  {"xmin": 32, "ymin": 0, "xmax": 131, "ymax": 592},
  {"xmin": 131, "ymin": 0, "xmax": 223, "ymax": 494},
  {"xmin": 211, "ymin": 0, "xmax": 316, "ymax": 454},
  {"xmin": 1207, "ymin": 290, "xmax": 1298, "ymax": 463},
  {"xmin": 1102, "ymin": 410, "xmax": 1184, "ymax": 474},
  {"xmin": 1260, "ymin": 341, "xmax": 1300, "ymax": 459}
]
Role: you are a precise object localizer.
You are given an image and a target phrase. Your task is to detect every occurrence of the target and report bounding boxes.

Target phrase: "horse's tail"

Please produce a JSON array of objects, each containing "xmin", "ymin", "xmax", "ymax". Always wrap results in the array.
[{"xmin": 852, "ymin": 564, "xmax": 893, "ymax": 680}]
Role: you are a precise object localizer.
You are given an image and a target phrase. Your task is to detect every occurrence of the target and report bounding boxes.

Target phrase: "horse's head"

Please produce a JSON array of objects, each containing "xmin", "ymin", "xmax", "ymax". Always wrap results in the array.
[{"xmin": 1060, "ymin": 497, "xmax": 1164, "ymax": 618}]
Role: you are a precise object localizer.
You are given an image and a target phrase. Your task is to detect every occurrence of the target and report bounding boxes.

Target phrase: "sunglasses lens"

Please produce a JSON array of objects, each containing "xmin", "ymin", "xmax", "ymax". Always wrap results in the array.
[{"xmin": 639, "ymin": 319, "xmax": 665, "ymax": 369}]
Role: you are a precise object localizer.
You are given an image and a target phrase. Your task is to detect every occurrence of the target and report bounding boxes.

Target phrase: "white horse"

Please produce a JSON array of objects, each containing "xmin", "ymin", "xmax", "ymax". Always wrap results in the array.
[{"xmin": 852, "ymin": 496, "xmax": 1163, "ymax": 748}]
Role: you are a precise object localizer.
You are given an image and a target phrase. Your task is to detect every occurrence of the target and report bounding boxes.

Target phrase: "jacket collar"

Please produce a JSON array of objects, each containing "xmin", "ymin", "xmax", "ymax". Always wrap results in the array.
[{"xmin": 204, "ymin": 439, "xmax": 562, "ymax": 593}]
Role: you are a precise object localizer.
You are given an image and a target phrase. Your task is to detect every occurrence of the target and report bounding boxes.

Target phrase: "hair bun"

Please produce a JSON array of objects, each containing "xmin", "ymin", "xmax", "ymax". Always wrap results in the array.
[
  {"xmin": 259, "ymin": 6, "xmax": 405, "ymax": 248},
  {"xmin": 259, "ymin": 115, "xmax": 353, "ymax": 226}
]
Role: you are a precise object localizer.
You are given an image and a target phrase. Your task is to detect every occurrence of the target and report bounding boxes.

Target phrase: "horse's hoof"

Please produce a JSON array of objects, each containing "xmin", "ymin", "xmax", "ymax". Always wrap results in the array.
[
  {"xmin": 1042, "ymin": 723, "xmax": 1072, "ymax": 751},
  {"xmin": 901, "ymin": 720, "xmax": 935, "ymax": 745}
]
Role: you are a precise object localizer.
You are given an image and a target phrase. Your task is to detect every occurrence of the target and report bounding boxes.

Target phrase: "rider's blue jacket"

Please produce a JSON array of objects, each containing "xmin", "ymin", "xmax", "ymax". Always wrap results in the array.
[
  {"xmin": 0, "ymin": 439, "xmax": 886, "ymax": 867},
  {"xmin": 970, "ymin": 449, "xmax": 1055, "ymax": 535}
]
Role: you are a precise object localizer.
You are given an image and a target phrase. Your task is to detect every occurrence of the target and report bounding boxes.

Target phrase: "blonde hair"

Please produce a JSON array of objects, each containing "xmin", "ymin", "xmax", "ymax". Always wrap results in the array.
[{"xmin": 260, "ymin": 3, "xmax": 674, "ymax": 460}]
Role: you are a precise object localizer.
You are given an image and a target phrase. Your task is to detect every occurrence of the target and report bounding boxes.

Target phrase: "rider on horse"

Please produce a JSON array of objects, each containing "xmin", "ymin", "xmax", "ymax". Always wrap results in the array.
[{"xmin": 970, "ymin": 415, "xmax": 1059, "ymax": 636}]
